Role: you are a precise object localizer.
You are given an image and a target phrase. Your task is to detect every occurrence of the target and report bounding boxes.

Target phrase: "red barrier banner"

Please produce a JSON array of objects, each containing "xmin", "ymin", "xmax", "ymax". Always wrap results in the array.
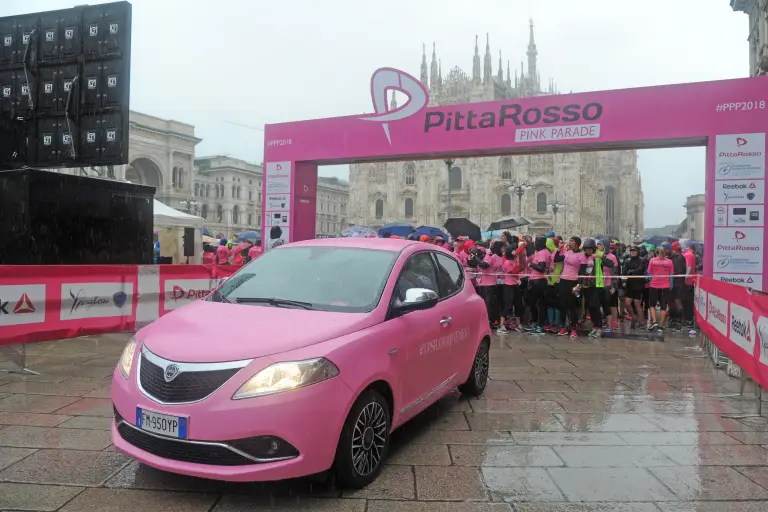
[
  {"xmin": 695, "ymin": 276, "xmax": 768, "ymax": 389},
  {"xmin": 0, "ymin": 265, "xmax": 242, "ymax": 346}
]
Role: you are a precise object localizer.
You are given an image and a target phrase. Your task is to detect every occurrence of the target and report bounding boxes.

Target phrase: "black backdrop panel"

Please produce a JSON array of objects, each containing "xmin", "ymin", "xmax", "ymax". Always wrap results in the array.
[{"xmin": 0, "ymin": 2, "xmax": 132, "ymax": 170}]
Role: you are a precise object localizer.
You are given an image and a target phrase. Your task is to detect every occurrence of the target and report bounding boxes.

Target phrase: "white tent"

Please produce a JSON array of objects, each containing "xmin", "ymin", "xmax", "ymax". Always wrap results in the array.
[
  {"xmin": 153, "ymin": 200, "xmax": 203, "ymax": 229},
  {"xmin": 153, "ymin": 200, "xmax": 203, "ymax": 264}
]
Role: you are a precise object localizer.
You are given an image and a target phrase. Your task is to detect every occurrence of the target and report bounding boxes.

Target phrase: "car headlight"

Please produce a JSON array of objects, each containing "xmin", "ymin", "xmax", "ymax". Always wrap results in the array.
[
  {"xmin": 232, "ymin": 358, "xmax": 339, "ymax": 399},
  {"xmin": 118, "ymin": 336, "xmax": 137, "ymax": 379}
]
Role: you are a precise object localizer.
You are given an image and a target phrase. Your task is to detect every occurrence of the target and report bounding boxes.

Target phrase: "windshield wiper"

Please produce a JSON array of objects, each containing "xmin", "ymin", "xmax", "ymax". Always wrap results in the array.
[
  {"xmin": 234, "ymin": 297, "xmax": 314, "ymax": 309},
  {"xmin": 208, "ymin": 289, "xmax": 231, "ymax": 303}
]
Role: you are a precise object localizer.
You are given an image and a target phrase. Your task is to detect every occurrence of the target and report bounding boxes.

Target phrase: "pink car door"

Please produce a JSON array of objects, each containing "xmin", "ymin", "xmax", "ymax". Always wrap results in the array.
[
  {"xmin": 431, "ymin": 251, "xmax": 475, "ymax": 375},
  {"xmin": 388, "ymin": 251, "xmax": 450, "ymax": 415}
]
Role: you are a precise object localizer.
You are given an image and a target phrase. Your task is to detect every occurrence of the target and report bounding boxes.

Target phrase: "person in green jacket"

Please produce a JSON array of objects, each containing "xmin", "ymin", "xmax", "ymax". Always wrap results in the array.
[
  {"xmin": 544, "ymin": 237, "xmax": 563, "ymax": 332},
  {"xmin": 578, "ymin": 238, "xmax": 615, "ymax": 338}
]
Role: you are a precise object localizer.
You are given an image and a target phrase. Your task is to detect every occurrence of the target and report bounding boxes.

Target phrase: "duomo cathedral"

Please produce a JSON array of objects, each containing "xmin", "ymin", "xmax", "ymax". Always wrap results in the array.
[{"xmin": 349, "ymin": 22, "xmax": 644, "ymax": 238}]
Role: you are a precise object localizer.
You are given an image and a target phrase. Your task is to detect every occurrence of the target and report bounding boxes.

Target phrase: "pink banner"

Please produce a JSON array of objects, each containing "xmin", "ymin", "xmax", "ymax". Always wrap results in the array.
[
  {"xmin": 695, "ymin": 276, "xmax": 768, "ymax": 388},
  {"xmin": 0, "ymin": 264, "xmax": 241, "ymax": 346},
  {"xmin": 263, "ymin": 68, "xmax": 768, "ymax": 289}
]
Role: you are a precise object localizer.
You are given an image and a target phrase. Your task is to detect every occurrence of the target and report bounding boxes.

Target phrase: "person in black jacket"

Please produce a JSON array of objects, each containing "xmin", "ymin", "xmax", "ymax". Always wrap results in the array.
[
  {"xmin": 622, "ymin": 245, "xmax": 645, "ymax": 328},
  {"xmin": 668, "ymin": 242, "xmax": 688, "ymax": 331}
]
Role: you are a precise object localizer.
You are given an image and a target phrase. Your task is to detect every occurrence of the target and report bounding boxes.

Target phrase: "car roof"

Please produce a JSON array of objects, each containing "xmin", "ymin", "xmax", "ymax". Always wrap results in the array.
[{"xmin": 283, "ymin": 237, "xmax": 423, "ymax": 253}]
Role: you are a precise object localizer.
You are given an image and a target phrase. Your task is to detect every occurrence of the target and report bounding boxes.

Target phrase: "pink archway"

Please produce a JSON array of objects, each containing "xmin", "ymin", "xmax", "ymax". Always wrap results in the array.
[{"xmin": 263, "ymin": 67, "xmax": 768, "ymax": 290}]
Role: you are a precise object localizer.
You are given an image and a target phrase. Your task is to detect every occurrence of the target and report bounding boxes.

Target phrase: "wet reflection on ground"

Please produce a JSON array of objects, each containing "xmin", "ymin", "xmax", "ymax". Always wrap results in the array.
[{"xmin": 0, "ymin": 331, "xmax": 766, "ymax": 511}]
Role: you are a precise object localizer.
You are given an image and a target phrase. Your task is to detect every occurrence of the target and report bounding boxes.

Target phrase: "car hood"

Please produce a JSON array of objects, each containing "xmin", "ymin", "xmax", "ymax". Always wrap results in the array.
[{"xmin": 139, "ymin": 300, "xmax": 377, "ymax": 363}]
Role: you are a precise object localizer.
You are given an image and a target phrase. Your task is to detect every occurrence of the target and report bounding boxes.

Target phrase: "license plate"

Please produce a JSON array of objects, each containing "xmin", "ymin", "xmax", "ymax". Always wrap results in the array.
[{"xmin": 136, "ymin": 408, "xmax": 187, "ymax": 439}]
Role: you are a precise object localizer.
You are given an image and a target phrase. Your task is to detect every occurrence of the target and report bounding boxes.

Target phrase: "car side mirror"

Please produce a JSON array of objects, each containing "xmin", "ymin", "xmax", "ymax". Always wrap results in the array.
[{"xmin": 392, "ymin": 288, "xmax": 439, "ymax": 317}]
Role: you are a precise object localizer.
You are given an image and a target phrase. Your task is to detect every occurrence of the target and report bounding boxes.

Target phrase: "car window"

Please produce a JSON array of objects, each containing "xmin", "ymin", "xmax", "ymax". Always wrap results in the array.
[
  {"xmin": 433, "ymin": 252, "xmax": 464, "ymax": 298},
  {"xmin": 393, "ymin": 252, "xmax": 439, "ymax": 303},
  {"xmin": 212, "ymin": 246, "xmax": 398, "ymax": 313}
]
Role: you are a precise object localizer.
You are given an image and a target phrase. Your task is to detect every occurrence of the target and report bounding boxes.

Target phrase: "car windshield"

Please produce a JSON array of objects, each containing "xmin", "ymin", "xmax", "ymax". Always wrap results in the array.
[{"xmin": 211, "ymin": 246, "xmax": 398, "ymax": 313}]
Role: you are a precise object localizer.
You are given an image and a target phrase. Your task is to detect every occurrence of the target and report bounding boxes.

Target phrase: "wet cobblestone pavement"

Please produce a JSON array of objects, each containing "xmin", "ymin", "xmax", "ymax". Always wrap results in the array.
[{"xmin": 1, "ymin": 332, "xmax": 767, "ymax": 511}]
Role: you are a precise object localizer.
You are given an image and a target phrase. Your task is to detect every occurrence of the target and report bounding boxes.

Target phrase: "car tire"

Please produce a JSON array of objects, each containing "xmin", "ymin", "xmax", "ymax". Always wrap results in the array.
[
  {"xmin": 333, "ymin": 388, "xmax": 391, "ymax": 489},
  {"xmin": 458, "ymin": 339, "xmax": 490, "ymax": 397}
]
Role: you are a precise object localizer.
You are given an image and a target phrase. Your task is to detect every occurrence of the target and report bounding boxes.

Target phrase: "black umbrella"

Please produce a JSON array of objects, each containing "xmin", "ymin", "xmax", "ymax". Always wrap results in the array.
[
  {"xmin": 486, "ymin": 215, "xmax": 531, "ymax": 231},
  {"xmin": 444, "ymin": 217, "xmax": 481, "ymax": 241}
]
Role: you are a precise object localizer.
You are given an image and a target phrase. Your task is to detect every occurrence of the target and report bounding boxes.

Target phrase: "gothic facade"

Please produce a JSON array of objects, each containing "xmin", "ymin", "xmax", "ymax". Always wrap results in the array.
[{"xmin": 349, "ymin": 22, "xmax": 644, "ymax": 239}]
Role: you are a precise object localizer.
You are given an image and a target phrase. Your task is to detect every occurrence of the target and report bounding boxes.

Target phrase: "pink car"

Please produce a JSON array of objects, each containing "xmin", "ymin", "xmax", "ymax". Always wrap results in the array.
[{"xmin": 111, "ymin": 238, "xmax": 491, "ymax": 488}]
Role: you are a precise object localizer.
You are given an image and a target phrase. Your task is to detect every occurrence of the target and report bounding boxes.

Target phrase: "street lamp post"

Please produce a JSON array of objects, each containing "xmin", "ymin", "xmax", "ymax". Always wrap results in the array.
[
  {"xmin": 444, "ymin": 158, "xmax": 456, "ymax": 221},
  {"xmin": 509, "ymin": 181, "xmax": 532, "ymax": 217},
  {"xmin": 548, "ymin": 200, "xmax": 565, "ymax": 234},
  {"xmin": 179, "ymin": 198, "xmax": 199, "ymax": 215}
]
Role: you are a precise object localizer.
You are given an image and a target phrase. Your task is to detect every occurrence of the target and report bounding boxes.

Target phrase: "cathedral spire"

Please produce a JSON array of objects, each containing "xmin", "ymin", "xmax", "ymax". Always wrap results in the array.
[
  {"xmin": 497, "ymin": 50, "xmax": 503, "ymax": 82},
  {"xmin": 527, "ymin": 19, "xmax": 538, "ymax": 90},
  {"xmin": 420, "ymin": 43, "xmax": 428, "ymax": 86},
  {"xmin": 430, "ymin": 42, "xmax": 438, "ymax": 91},
  {"xmin": 438, "ymin": 59, "xmax": 443, "ymax": 90},
  {"xmin": 390, "ymin": 90, "xmax": 397, "ymax": 110},
  {"xmin": 506, "ymin": 60, "xmax": 511, "ymax": 88},
  {"xmin": 483, "ymin": 33, "xmax": 492, "ymax": 85},
  {"xmin": 472, "ymin": 35, "xmax": 481, "ymax": 84}
]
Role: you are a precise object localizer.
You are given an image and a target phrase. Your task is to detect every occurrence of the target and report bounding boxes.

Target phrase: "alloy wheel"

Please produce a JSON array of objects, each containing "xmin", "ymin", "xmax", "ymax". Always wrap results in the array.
[
  {"xmin": 474, "ymin": 343, "xmax": 489, "ymax": 389},
  {"xmin": 351, "ymin": 401, "xmax": 387, "ymax": 476}
]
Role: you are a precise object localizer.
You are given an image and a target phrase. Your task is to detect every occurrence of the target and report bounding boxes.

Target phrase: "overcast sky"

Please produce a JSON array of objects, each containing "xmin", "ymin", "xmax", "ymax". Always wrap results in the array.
[{"xmin": 4, "ymin": 0, "xmax": 750, "ymax": 228}]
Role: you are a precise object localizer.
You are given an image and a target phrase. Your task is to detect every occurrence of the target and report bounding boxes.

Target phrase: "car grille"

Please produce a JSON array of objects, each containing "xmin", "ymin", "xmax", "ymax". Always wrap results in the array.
[
  {"xmin": 139, "ymin": 352, "xmax": 242, "ymax": 403},
  {"xmin": 116, "ymin": 422, "xmax": 257, "ymax": 466}
]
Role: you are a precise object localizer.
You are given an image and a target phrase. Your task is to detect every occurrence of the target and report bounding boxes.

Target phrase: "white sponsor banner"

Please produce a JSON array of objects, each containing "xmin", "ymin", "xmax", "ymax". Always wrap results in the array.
[
  {"xmin": 265, "ymin": 211, "xmax": 290, "ymax": 227},
  {"xmin": 706, "ymin": 293, "xmax": 729, "ymax": 337},
  {"xmin": 265, "ymin": 162, "xmax": 292, "ymax": 194},
  {"xmin": 713, "ymin": 227, "xmax": 763, "ymax": 274},
  {"xmin": 60, "ymin": 282, "xmax": 133, "ymax": 320},
  {"xmin": 715, "ymin": 132, "xmax": 766, "ymax": 180},
  {"xmin": 265, "ymin": 193, "xmax": 290, "ymax": 212},
  {"xmin": 0, "ymin": 285, "xmax": 46, "ymax": 327},
  {"xmin": 163, "ymin": 279, "xmax": 213, "ymax": 311},
  {"xmin": 713, "ymin": 273, "xmax": 762, "ymax": 290},
  {"xmin": 715, "ymin": 179, "xmax": 765, "ymax": 204},
  {"xmin": 515, "ymin": 123, "xmax": 600, "ymax": 143},
  {"xmin": 714, "ymin": 205, "xmax": 728, "ymax": 227},
  {"xmin": 729, "ymin": 302, "xmax": 756, "ymax": 355},
  {"xmin": 727, "ymin": 204, "xmax": 764, "ymax": 227},
  {"xmin": 695, "ymin": 286, "xmax": 707, "ymax": 320},
  {"xmin": 757, "ymin": 316, "xmax": 768, "ymax": 367},
  {"xmin": 266, "ymin": 225, "xmax": 288, "ymax": 250}
]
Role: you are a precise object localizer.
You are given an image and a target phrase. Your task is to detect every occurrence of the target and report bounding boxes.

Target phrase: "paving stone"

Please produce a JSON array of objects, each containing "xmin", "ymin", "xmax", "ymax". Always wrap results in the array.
[
  {"xmin": 0, "ymin": 394, "xmax": 80, "ymax": 413},
  {"xmin": 0, "ymin": 425, "xmax": 113, "ymax": 450},
  {"xmin": 0, "ymin": 482, "xmax": 84, "ymax": 511},
  {"xmin": 0, "ymin": 446, "xmax": 37, "ymax": 471},
  {"xmin": 60, "ymin": 487, "xmax": 217, "ymax": 512},
  {"xmin": 0, "ymin": 448, "xmax": 129, "ymax": 486}
]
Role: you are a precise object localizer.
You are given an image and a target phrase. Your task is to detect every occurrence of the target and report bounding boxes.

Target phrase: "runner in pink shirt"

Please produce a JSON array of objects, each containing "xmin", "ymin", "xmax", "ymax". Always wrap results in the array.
[
  {"xmin": 247, "ymin": 242, "xmax": 262, "ymax": 262},
  {"xmin": 647, "ymin": 246, "xmax": 674, "ymax": 331},
  {"xmin": 554, "ymin": 237, "xmax": 587, "ymax": 337},
  {"xmin": 498, "ymin": 244, "xmax": 522, "ymax": 333}
]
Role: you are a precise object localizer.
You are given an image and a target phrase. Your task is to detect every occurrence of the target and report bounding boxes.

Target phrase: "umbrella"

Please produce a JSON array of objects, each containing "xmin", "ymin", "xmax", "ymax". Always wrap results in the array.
[
  {"xmin": 486, "ymin": 216, "xmax": 531, "ymax": 231},
  {"xmin": 444, "ymin": 217, "xmax": 482, "ymax": 241},
  {"xmin": 231, "ymin": 243, "xmax": 251, "ymax": 255},
  {"xmin": 413, "ymin": 225, "xmax": 450, "ymax": 240},
  {"xmin": 342, "ymin": 226, "xmax": 378, "ymax": 238},
  {"xmin": 640, "ymin": 234, "xmax": 677, "ymax": 246},
  {"xmin": 202, "ymin": 226, "xmax": 213, "ymax": 237},
  {"xmin": 378, "ymin": 222, "xmax": 415, "ymax": 237},
  {"xmin": 202, "ymin": 235, "xmax": 218, "ymax": 244},
  {"xmin": 236, "ymin": 230, "xmax": 261, "ymax": 242},
  {"xmin": 481, "ymin": 230, "xmax": 522, "ymax": 240}
]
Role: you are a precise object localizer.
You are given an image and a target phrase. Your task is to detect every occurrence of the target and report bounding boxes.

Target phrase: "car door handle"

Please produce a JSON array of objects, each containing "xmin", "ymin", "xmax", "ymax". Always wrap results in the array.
[{"xmin": 439, "ymin": 317, "xmax": 453, "ymax": 325}]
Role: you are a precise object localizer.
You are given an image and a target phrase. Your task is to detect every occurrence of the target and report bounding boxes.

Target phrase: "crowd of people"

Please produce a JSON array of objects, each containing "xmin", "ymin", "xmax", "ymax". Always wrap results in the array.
[{"xmin": 382, "ymin": 231, "xmax": 700, "ymax": 339}]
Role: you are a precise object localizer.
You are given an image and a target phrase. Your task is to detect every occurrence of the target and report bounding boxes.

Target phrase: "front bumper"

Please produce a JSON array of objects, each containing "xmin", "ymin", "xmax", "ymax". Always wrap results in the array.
[{"xmin": 110, "ymin": 363, "xmax": 355, "ymax": 482}]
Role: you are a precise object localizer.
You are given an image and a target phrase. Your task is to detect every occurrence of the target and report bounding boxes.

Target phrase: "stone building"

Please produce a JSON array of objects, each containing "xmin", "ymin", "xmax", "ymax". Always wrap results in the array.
[
  {"xmin": 349, "ymin": 23, "xmax": 644, "ymax": 239},
  {"xmin": 192, "ymin": 156, "xmax": 349, "ymax": 237},
  {"xmin": 683, "ymin": 194, "xmax": 706, "ymax": 241},
  {"xmin": 731, "ymin": 0, "xmax": 768, "ymax": 76},
  {"xmin": 56, "ymin": 110, "xmax": 201, "ymax": 209},
  {"xmin": 55, "ymin": 111, "xmax": 349, "ymax": 237}
]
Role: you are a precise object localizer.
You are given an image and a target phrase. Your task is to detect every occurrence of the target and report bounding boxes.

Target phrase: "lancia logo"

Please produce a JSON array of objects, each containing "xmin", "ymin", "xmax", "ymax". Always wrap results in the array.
[{"xmin": 164, "ymin": 364, "xmax": 180, "ymax": 382}]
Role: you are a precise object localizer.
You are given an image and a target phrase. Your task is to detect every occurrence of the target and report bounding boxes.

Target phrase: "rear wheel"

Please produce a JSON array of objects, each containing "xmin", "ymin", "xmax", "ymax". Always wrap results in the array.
[
  {"xmin": 459, "ymin": 339, "xmax": 490, "ymax": 396},
  {"xmin": 334, "ymin": 389, "xmax": 391, "ymax": 488}
]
